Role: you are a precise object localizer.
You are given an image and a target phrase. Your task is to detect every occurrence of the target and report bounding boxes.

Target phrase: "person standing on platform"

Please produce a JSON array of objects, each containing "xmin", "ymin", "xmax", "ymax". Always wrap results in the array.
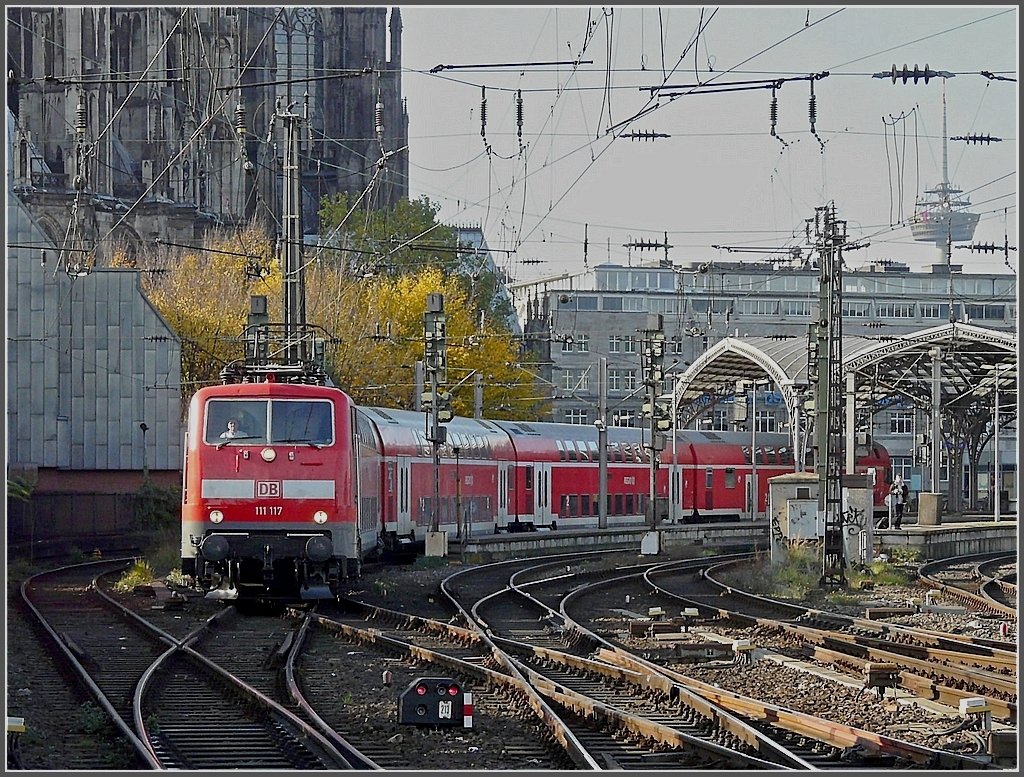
[{"xmin": 889, "ymin": 475, "xmax": 908, "ymax": 529}]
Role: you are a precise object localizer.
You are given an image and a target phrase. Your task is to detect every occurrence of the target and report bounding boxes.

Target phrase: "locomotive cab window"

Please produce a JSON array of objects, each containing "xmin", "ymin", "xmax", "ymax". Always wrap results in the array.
[
  {"xmin": 205, "ymin": 400, "xmax": 267, "ymax": 444},
  {"xmin": 270, "ymin": 400, "xmax": 334, "ymax": 445}
]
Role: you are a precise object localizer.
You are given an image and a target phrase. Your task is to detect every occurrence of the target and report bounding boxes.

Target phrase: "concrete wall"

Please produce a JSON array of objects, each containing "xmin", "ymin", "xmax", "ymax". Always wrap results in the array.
[
  {"xmin": 461, "ymin": 522, "xmax": 768, "ymax": 561},
  {"xmin": 878, "ymin": 523, "xmax": 1017, "ymax": 561}
]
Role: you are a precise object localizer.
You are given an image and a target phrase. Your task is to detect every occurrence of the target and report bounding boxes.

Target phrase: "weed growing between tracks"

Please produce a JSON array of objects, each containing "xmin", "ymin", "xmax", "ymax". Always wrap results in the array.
[
  {"xmin": 723, "ymin": 543, "xmax": 915, "ymax": 605},
  {"xmin": 113, "ymin": 559, "xmax": 157, "ymax": 592}
]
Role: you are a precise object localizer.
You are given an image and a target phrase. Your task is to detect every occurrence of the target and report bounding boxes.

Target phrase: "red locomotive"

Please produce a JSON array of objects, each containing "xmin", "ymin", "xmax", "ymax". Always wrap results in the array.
[
  {"xmin": 180, "ymin": 380, "xmax": 374, "ymax": 600},
  {"xmin": 182, "ymin": 377, "xmax": 891, "ymax": 600}
]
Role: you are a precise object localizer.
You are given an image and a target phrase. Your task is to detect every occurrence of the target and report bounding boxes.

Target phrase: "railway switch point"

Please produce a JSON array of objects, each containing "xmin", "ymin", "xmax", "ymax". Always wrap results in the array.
[
  {"xmin": 681, "ymin": 607, "xmax": 699, "ymax": 632},
  {"xmin": 862, "ymin": 662, "xmax": 901, "ymax": 700},
  {"xmin": 958, "ymin": 697, "xmax": 993, "ymax": 731},
  {"xmin": 732, "ymin": 639, "xmax": 756, "ymax": 665}
]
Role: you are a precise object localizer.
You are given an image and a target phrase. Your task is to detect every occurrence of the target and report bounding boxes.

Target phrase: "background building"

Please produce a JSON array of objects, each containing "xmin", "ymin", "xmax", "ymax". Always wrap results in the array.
[
  {"xmin": 6, "ymin": 6, "xmax": 407, "ymax": 257},
  {"xmin": 518, "ymin": 257, "xmax": 1016, "ymax": 507}
]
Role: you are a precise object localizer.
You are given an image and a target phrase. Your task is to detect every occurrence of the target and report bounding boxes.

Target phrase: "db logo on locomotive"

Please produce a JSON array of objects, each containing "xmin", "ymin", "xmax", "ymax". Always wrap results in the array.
[{"xmin": 256, "ymin": 480, "xmax": 282, "ymax": 498}]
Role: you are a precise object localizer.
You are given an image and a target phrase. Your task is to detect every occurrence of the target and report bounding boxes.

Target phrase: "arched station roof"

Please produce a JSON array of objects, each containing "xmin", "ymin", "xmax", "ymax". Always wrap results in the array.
[{"xmin": 673, "ymin": 322, "xmax": 1017, "ymax": 427}]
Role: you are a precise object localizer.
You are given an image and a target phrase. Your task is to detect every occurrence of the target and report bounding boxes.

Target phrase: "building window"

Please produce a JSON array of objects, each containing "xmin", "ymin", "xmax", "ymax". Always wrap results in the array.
[
  {"xmin": 737, "ymin": 299, "xmax": 779, "ymax": 315},
  {"xmin": 890, "ymin": 410, "xmax": 913, "ymax": 435},
  {"xmin": 698, "ymin": 409, "xmax": 728, "ymax": 431},
  {"xmin": 612, "ymin": 410, "xmax": 636, "ymax": 427},
  {"xmin": 919, "ymin": 303, "xmax": 946, "ymax": 319},
  {"xmin": 623, "ymin": 335, "xmax": 638, "ymax": 353},
  {"xmin": 608, "ymin": 370, "xmax": 624, "ymax": 392},
  {"xmin": 560, "ymin": 369, "xmax": 590, "ymax": 392},
  {"xmin": 842, "ymin": 301, "xmax": 871, "ymax": 318},
  {"xmin": 574, "ymin": 333, "xmax": 589, "ymax": 352},
  {"xmin": 876, "ymin": 302, "xmax": 916, "ymax": 318},
  {"xmin": 966, "ymin": 304, "xmax": 1005, "ymax": 321},
  {"xmin": 609, "ymin": 335, "xmax": 622, "ymax": 353},
  {"xmin": 565, "ymin": 408, "xmax": 589, "ymax": 425},
  {"xmin": 890, "ymin": 456, "xmax": 913, "ymax": 482},
  {"xmin": 669, "ymin": 337, "xmax": 685, "ymax": 355},
  {"xmin": 623, "ymin": 370, "xmax": 639, "ymax": 391},
  {"xmin": 754, "ymin": 410, "xmax": 777, "ymax": 432},
  {"xmin": 783, "ymin": 300, "xmax": 812, "ymax": 317}
]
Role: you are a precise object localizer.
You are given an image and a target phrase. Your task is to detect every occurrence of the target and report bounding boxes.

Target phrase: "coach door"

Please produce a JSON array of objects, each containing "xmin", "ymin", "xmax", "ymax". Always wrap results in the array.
[
  {"xmin": 396, "ymin": 456, "xmax": 412, "ymax": 533},
  {"xmin": 497, "ymin": 463, "xmax": 510, "ymax": 526},
  {"xmin": 533, "ymin": 462, "xmax": 553, "ymax": 524}
]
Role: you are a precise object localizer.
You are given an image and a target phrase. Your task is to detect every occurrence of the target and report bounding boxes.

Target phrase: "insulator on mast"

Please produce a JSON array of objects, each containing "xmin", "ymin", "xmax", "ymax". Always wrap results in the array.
[
  {"xmin": 74, "ymin": 93, "xmax": 87, "ymax": 142},
  {"xmin": 374, "ymin": 92, "xmax": 384, "ymax": 138},
  {"xmin": 769, "ymin": 84, "xmax": 787, "ymax": 148},
  {"xmin": 234, "ymin": 102, "xmax": 247, "ymax": 137},
  {"xmin": 479, "ymin": 86, "xmax": 487, "ymax": 138},
  {"xmin": 809, "ymin": 80, "xmax": 825, "ymax": 152},
  {"xmin": 516, "ymin": 89, "xmax": 523, "ymax": 141}
]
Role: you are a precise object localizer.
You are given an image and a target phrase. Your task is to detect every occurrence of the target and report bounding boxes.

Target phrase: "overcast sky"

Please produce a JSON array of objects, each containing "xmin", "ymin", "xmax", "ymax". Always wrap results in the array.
[{"xmin": 398, "ymin": 5, "xmax": 1018, "ymax": 286}]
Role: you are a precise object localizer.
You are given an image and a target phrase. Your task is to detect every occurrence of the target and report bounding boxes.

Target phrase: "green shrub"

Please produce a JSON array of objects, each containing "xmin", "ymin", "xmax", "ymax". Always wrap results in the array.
[
  {"xmin": 867, "ymin": 560, "xmax": 913, "ymax": 585},
  {"xmin": 825, "ymin": 591, "xmax": 861, "ymax": 606},
  {"xmin": 77, "ymin": 702, "xmax": 109, "ymax": 735},
  {"xmin": 886, "ymin": 546, "xmax": 922, "ymax": 564},
  {"xmin": 113, "ymin": 559, "xmax": 156, "ymax": 593},
  {"xmin": 7, "ymin": 475, "xmax": 35, "ymax": 503},
  {"xmin": 134, "ymin": 481, "xmax": 181, "ymax": 532}
]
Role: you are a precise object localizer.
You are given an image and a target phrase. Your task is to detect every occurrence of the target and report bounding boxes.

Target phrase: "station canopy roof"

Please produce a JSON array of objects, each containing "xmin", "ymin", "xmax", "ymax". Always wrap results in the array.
[{"xmin": 673, "ymin": 322, "xmax": 1017, "ymax": 428}]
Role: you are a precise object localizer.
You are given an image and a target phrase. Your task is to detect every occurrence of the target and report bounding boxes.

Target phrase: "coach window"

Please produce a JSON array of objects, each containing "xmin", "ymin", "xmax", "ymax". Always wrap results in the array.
[
  {"xmin": 576, "ymin": 440, "xmax": 589, "ymax": 461},
  {"xmin": 525, "ymin": 465, "xmax": 534, "ymax": 491},
  {"xmin": 580, "ymin": 494, "xmax": 590, "ymax": 517},
  {"xmin": 556, "ymin": 439, "xmax": 567, "ymax": 462},
  {"xmin": 705, "ymin": 468, "xmax": 714, "ymax": 489},
  {"xmin": 724, "ymin": 468, "xmax": 737, "ymax": 489},
  {"xmin": 613, "ymin": 494, "xmax": 623, "ymax": 516},
  {"xmin": 568, "ymin": 494, "xmax": 579, "ymax": 517},
  {"xmin": 625, "ymin": 494, "xmax": 635, "ymax": 515}
]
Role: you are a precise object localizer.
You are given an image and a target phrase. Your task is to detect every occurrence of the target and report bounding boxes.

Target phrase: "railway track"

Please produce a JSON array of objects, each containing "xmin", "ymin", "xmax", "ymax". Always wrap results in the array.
[
  {"xmin": 447, "ymin": 552, "xmax": 801, "ymax": 769},
  {"xmin": 14, "ymin": 550, "xmax": 1010, "ymax": 770},
  {"xmin": 20, "ymin": 559, "xmax": 359, "ymax": 770},
  {"xmin": 645, "ymin": 557, "xmax": 1017, "ymax": 723},
  {"xmin": 555, "ymin": 558, "xmax": 996, "ymax": 769},
  {"xmin": 918, "ymin": 553, "xmax": 1018, "ymax": 620}
]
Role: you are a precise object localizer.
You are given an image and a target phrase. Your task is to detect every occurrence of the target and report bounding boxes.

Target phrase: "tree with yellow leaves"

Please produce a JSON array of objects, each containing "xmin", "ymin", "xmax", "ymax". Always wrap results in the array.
[
  {"xmin": 116, "ymin": 224, "xmax": 279, "ymax": 408},
  {"xmin": 123, "ymin": 203, "xmax": 545, "ymax": 420}
]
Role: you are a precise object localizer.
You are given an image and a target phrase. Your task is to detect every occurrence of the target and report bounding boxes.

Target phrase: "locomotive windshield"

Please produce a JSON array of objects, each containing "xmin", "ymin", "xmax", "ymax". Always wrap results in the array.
[{"xmin": 205, "ymin": 399, "xmax": 334, "ymax": 446}]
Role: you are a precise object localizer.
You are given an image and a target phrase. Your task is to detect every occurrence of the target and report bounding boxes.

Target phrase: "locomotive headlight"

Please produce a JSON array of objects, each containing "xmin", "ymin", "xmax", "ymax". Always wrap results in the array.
[
  {"xmin": 261, "ymin": 448, "xmax": 276, "ymax": 462},
  {"xmin": 313, "ymin": 510, "xmax": 329, "ymax": 524},
  {"xmin": 210, "ymin": 510, "xmax": 224, "ymax": 524}
]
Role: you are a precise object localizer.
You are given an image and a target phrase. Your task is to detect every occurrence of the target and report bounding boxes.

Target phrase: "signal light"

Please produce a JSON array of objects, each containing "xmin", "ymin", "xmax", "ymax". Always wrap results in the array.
[{"xmin": 416, "ymin": 684, "xmax": 427, "ymax": 696}]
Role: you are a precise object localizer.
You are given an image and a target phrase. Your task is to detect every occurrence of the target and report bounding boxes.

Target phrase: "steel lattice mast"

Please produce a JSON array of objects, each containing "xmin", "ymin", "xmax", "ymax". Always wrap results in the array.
[{"xmin": 811, "ymin": 204, "xmax": 847, "ymax": 586}]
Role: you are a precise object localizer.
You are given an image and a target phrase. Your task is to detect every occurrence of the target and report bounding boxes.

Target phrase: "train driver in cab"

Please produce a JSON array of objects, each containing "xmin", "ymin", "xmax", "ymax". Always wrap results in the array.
[{"xmin": 220, "ymin": 418, "xmax": 248, "ymax": 439}]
